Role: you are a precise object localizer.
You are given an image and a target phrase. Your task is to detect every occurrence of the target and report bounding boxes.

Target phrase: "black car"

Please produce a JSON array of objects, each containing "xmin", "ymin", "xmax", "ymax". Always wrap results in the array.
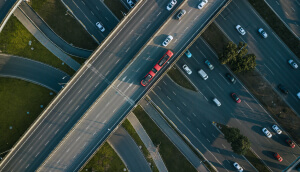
[
  {"xmin": 226, "ymin": 73, "xmax": 236, "ymax": 84},
  {"xmin": 176, "ymin": 9, "xmax": 186, "ymax": 20},
  {"xmin": 278, "ymin": 84, "xmax": 288, "ymax": 94}
]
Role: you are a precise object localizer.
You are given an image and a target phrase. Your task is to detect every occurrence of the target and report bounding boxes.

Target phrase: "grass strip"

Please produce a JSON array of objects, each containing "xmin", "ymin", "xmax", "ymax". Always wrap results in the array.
[
  {"xmin": 167, "ymin": 66, "xmax": 197, "ymax": 92},
  {"xmin": 0, "ymin": 78, "xmax": 55, "ymax": 154},
  {"xmin": 29, "ymin": 0, "xmax": 98, "ymax": 50},
  {"xmin": 147, "ymin": 99, "xmax": 216, "ymax": 172},
  {"xmin": 104, "ymin": 0, "xmax": 128, "ymax": 20},
  {"xmin": 217, "ymin": 123, "xmax": 269, "ymax": 172},
  {"xmin": 81, "ymin": 142, "xmax": 127, "ymax": 172},
  {"xmin": 244, "ymin": 149, "xmax": 271, "ymax": 172},
  {"xmin": 122, "ymin": 119, "xmax": 159, "ymax": 172},
  {"xmin": 0, "ymin": 15, "xmax": 75, "ymax": 76},
  {"xmin": 133, "ymin": 105, "xmax": 196, "ymax": 172},
  {"xmin": 247, "ymin": 0, "xmax": 300, "ymax": 58}
]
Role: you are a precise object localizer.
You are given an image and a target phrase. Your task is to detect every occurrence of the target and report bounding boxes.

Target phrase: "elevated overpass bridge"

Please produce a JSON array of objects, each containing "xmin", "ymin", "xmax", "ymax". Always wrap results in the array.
[{"xmin": 0, "ymin": 0, "xmax": 230, "ymax": 171}]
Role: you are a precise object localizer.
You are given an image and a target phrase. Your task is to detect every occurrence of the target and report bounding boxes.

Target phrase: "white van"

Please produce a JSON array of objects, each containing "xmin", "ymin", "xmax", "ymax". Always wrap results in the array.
[
  {"xmin": 213, "ymin": 98, "xmax": 221, "ymax": 106},
  {"xmin": 198, "ymin": 69, "xmax": 208, "ymax": 80}
]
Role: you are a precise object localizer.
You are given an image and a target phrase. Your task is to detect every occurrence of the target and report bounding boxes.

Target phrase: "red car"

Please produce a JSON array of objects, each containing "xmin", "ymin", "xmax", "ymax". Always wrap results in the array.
[
  {"xmin": 274, "ymin": 153, "xmax": 283, "ymax": 162},
  {"xmin": 231, "ymin": 93, "xmax": 241, "ymax": 103},
  {"xmin": 286, "ymin": 139, "xmax": 295, "ymax": 148},
  {"xmin": 141, "ymin": 50, "xmax": 173, "ymax": 86}
]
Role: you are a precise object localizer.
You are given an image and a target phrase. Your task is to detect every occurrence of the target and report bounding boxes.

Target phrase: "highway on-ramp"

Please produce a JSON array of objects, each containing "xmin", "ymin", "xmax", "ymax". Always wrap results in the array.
[
  {"xmin": 0, "ymin": 0, "xmax": 181, "ymax": 171},
  {"xmin": 38, "ymin": 0, "xmax": 227, "ymax": 171}
]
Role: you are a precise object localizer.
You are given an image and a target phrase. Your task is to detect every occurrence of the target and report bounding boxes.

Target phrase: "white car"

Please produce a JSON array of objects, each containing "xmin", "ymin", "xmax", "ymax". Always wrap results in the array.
[
  {"xmin": 127, "ymin": 0, "xmax": 134, "ymax": 8},
  {"xmin": 183, "ymin": 64, "xmax": 192, "ymax": 75},
  {"xmin": 162, "ymin": 35, "xmax": 173, "ymax": 47},
  {"xmin": 288, "ymin": 59, "xmax": 298, "ymax": 69},
  {"xmin": 236, "ymin": 25, "xmax": 246, "ymax": 35},
  {"xmin": 297, "ymin": 92, "xmax": 300, "ymax": 100},
  {"xmin": 272, "ymin": 125, "xmax": 282, "ymax": 134},
  {"xmin": 258, "ymin": 28, "xmax": 268, "ymax": 38},
  {"xmin": 233, "ymin": 162, "xmax": 243, "ymax": 172},
  {"xmin": 198, "ymin": 0, "xmax": 208, "ymax": 9},
  {"xmin": 96, "ymin": 22, "xmax": 105, "ymax": 32},
  {"xmin": 166, "ymin": 0, "xmax": 177, "ymax": 11},
  {"xmin": 262, "ymin": 128, "xmax": 272, "ymax": 138}
]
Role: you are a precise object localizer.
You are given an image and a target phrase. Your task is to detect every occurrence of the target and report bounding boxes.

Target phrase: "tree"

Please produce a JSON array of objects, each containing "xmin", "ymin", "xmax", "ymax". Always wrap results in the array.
[
  {"xmin": 231, "ymin": 135, "xmax": 251, "ymax": 155},
  {"xmin": 223, "ymin": 127, "xmax": 241, "ymax": 143},
  {"xmin": 232, "ymin": 54, "xmax": 256, "ymax": 73},
  {"xmin": 220, "ymin": 42, "xmax": 238, "ymax": 64}
]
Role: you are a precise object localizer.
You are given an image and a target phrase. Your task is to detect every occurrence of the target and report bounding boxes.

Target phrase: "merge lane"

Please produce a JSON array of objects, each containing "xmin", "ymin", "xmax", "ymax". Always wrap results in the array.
[{"xmin": 0, "ymin": 0, "xmax": 178, "ymax": 171}]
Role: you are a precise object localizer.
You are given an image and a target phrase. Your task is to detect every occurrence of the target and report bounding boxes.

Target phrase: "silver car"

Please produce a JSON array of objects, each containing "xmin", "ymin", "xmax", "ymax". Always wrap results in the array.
[
  {"xmin": 233, "ymin": 162, "xmax": 243, "ymax": 172},
  {"xmin": 166, "ymin": 0, "xmax": 177, "ymax": 11},
  {"xmin": 236, "ymin": 25, "xmax": 246, "ymax": 35},
  {"xmin": 272, "ymin": 125, "xmax": 282, "ymax": 134},
  {"xmin": 198, "ymin": 0, "xmax": 208, "ymax": 9},
  {"xmin": 127, "ymin": 0, "xmax": 134, "ymax": 8},
  {"xmin": 96, "ymin": 22, "xmax": 105, "ymax": 32},
  {"xmin": 262, "ymin": 128, "xmax": 272, "ymax": 138},
  {"xmin": 162, "ymin": 35, "xmax": 173, "ymax": 47},
  {"xmin": 183, "ymin": 64, "xmax": 192, "ymax": 75}
]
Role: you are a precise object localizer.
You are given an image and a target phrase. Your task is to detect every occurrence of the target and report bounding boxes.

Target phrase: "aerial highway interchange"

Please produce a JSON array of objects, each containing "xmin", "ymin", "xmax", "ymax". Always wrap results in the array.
[{"xmin": 0, "ymin": 0, "xmax": 299, "ymax": 171}]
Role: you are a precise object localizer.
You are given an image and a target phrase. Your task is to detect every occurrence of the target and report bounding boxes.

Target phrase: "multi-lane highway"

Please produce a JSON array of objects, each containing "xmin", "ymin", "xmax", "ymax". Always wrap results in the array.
[
  {"xmin": 216, "ymin": 0, "xmax": 300, "ymax": 116},
  {"xmin": 61, "ymin": 0, "xmax": 119, "ymax": 43},
  {"xmin": 37, "ymin": 0, "xmax": 227, "ymax": 171},
  {"xmin": 0, "ymin": 0, "xmax": 185, "ymax": 171},
  {"xmin": 149, "ymin": 37, "xmax": 300, "ymax": 171}
]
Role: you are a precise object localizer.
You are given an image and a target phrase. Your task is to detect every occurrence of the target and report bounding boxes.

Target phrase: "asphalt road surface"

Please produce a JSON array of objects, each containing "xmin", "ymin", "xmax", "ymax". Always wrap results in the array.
[
  {"xmin": 0, "ymin": 54, "xmax": 69, "ymax": 92},
  {"xmin": 149, "ymin": 37, "xmax": 300, "ymax": 171},
  {"xmin": 62, "ymin": 0, "xmax": 119, "ymax": 43},
  {"xmin": 216, "ymin": 0, "xmax": 300, "ymax": 116},
  {"xmin": 265, "ymin": 0, "xmax": 300, "ymax": 39},
  {"xmin": 0, "ymin": 0, "xmax": 183, "ymax": 171},
  {"xmin": 108, "ymin": 127, "xmax": 152, "ymax": 172},
  {"xmin": 38, "ymin": 0, "xmax": 227, "ymax": 171}
]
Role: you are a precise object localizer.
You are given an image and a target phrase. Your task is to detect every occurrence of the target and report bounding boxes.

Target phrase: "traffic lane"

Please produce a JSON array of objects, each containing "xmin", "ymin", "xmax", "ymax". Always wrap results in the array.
[
  {"xmin": 14, "ymin": 71, "xmax": 111, "ymax": 171},
  {"xmin": 62, "ymin": 0, "xmax": 106, "ymax": 42},
  {"xmin": 1, "ymin": 0, "xmax": 181, "ymax": 170},
  {"xmin": 77, "ymin": 0, "xmax": 117, "ymax": 32},
  {"xmin": 181, "ymin": 39, "xmax": 300, "ymax": 170},
  {"xmin": 185, "ymin": 39, "xmax": 300, "ymax": 167},
  {"xmin": 84, "ymin": 0, "xmax": 119, "ymax": 27},
  {"xmin": 41, "ymin": 0, "xmax": 225, "ymax": 168},
  {"xmin": 215, "ymin": 0, "xmax": 300, "ymax": 114},
  {"xmin": 148, "ymin": 81, "xmax": 255, "ymax": 172},
  {"xmin": 264, "ymin": 0, "xmax": 300, "ymax": 38},
  {"xmin": 39, "ymin": 89, "xmax": 134, "ymax": 171},
  {"xmin": 161, "ymin": 0, "xmax": 226, "ymax": 53}
]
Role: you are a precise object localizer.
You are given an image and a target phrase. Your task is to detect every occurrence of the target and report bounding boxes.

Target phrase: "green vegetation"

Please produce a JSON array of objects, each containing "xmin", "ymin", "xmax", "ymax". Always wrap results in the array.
[
  {"xmin": 248, "ymin": 0, "xmax": 300, "ymax": 58},
  {"xmin": 244, "ymin": 149, "xmax": 271, "ymax": 172},
  {"xmin": 202, "ymin": 20, "xmax": 300, "ymax": 144},
  {"xmin": 29, "ymin": 0, "xmax": 98, "ymax": 50},
  {"xmin": 218, "ymin": 124, "xmax": 251, "ymax": 155},
  {"xmin": 122, "ymin": 119, "xmax": 159, "ymax": 172},
  {"xmin": 0, "ymin": 78, "xmax": 55, "ymax": 154},
  {"xmin": 81, "ymin": 142, "xmax": 127, "ymax": 172},
  {"xmin": 104, "ymin": 0, "xmax": 128, "ymax": 20},
  {"xmin": 220, "ymin": 42, "xmax": 256, "ymax": 73},
  {"xmin": 0, "ymin": 16, "xmax": 75, "ymax": 75},
  {"xmin": 133, "ymin": 105, "xmax": 196, "ymax": 172},
  {"xmin": 167, "ymin": 66, "xmax": 197, "ymax": 92}
]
